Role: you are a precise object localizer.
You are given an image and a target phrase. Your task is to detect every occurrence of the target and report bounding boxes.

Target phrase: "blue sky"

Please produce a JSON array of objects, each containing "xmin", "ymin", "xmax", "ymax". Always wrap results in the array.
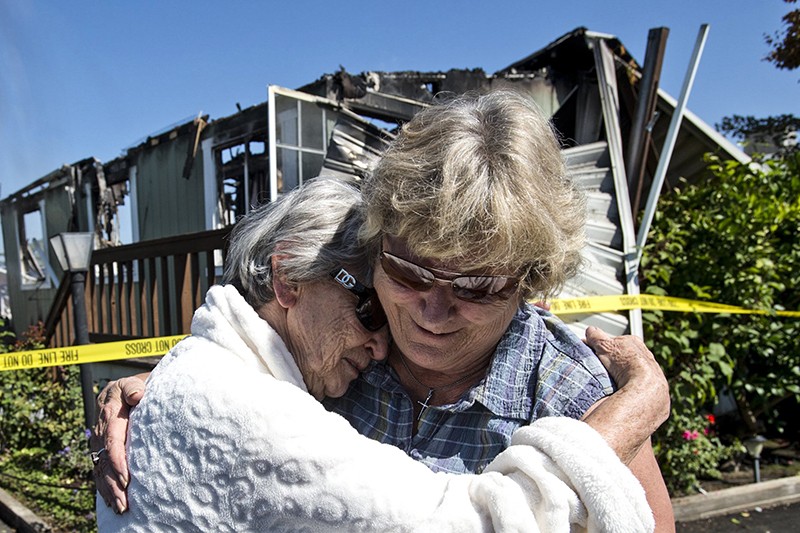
[{"xmin": 1, "ymin": 0, "xmax": 798, "ymax": 198}]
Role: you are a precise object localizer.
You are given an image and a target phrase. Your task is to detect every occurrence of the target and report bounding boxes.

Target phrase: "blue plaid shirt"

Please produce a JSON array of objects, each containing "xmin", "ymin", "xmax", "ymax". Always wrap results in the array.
[{"xmin": 323, "ymin": 304, "xmax": 614, "ymax": 474}]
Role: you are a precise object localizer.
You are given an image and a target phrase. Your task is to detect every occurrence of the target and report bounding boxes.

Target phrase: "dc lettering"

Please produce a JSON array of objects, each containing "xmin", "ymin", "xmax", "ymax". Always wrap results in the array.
[{"xmin": 333, "ymin": 269, "xmax": 356, "ymax": 289}]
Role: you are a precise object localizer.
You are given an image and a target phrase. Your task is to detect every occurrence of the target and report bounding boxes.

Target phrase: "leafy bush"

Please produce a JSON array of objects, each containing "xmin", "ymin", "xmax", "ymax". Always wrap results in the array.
[
  {"xmin": 653, "ymin": 412, "xmax": 735, "ymax": 494},
  {"xmin": 1, "ymin": 447, "xmax": 95, "ymax": 531},
  {"xmin": 0, "ymin": 321, "xmax": 96, "ymax": 531},
  {"xmin": 642, "ymin": 151, "xmax": 800, "ymax": 492},
  {"xmin": 1, "ymin": 324, "xmax": 86, "ymax": 457}
]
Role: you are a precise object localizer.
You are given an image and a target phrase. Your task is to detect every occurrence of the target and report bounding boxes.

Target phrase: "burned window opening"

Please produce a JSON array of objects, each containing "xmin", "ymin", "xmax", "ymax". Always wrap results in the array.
[
  {"xmin": 322, "ymin": 114, "xmax": 395, "ymax": 181},
  {"xmin": 19, "ymin": 205, "xmax": 48, "ymax": 286},
  {"xmin": 91, "ymin": 160, "xmax": 130, "ymax": 247},
  {"xmin": 216, "ymin": 139, "xmax": 269, "ymax": 225}
]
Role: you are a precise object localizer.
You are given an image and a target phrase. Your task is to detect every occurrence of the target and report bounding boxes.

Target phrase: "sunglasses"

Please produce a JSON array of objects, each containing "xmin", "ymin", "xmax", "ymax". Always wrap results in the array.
[
  {"xmin": 330, "ymin": 268, "xmax": 387, "ymax": 331},
  {"xmin": 379, "ymin": 251, "xmax": 520, "ymax": 304}
]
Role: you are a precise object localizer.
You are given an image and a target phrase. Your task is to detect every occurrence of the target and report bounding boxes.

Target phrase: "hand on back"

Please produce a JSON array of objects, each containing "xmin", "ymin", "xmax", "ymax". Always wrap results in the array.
[{"xmin": 92, "ymin": 373, "xmax": 148, "ymax": 514}]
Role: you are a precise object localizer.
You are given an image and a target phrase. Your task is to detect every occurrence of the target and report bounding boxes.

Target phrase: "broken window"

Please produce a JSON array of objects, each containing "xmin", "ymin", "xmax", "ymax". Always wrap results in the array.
[
  {"xmin": 91, "ymin": 160, "xmax": 131, "ymax": 246},
  {"xmin": 215, "ymin": 138, "xmax": 268, "ymax": 226},
  {"xmin": 18, "ymin": 202, "xmax": 51, "ymax": 288},
  {"xmin": 269, "ymin": 87, "xmax": 339, "ymax": 199},
  {"xmin": 321, "ymin": 112, "xmax": 395, "ymax": 180}
]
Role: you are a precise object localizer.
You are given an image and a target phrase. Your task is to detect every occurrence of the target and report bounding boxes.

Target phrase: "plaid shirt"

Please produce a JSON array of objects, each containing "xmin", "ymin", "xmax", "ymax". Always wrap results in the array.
[{"xmin": 323, "ymin": 304, "xmax": 614, "ymax": 474}]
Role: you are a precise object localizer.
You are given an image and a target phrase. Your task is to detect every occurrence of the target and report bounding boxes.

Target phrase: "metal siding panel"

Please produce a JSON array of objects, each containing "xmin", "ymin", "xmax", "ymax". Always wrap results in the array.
[
  {"xmin": 560, "ymin": 140, "xmax": 630, "ymax": 335},
  {"xmin": 562, "ymin": 312, "xmax": 630, "ymax": 338},
  {"xmin": 134, "ymin": 136, "xmax": 206, "ymax": 241}
]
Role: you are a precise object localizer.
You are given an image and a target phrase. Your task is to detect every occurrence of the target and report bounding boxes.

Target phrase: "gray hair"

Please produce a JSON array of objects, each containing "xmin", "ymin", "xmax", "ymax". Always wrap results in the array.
[
  {"xmin": 223, "ymin": 177, "xmax": 368, "ymax": 308},
  {"xmin": 360, "ymin": 89, "xmax": 586, "ymax": 299}
]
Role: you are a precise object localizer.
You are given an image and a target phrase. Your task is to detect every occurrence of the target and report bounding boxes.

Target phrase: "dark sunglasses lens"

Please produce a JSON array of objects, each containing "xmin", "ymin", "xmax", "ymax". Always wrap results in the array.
[
  {"xmin": 452, "ymin": 277, "xmax": 518, "ymax": 302},
  {"xmin": 356, "ymin": 293, "xmax": 387, "ymax": 331},
  {"xmin": 452, "ymin": 285, "xmax": 516, "ymax": 302},
  {"xmin": 380, "ymin": 253, "xmax": 434, "ymax": 291},
  {"xmin": 381, "ymin": 251, "xmax": 518, "ymax": 303}
]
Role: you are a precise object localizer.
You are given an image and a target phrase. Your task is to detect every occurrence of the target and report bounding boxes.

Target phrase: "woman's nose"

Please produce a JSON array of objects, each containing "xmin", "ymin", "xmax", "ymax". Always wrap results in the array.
[
  {"xmin": 419, "ymin": 280, "xmax": 456, "ymax": 324},
  {"xmin": 365, "ymin": 327, "xmax": 389, "ymax": 361}
]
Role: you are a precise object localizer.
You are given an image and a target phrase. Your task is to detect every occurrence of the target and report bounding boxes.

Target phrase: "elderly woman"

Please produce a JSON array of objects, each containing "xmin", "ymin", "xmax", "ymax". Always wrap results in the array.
[
  {"xmin": 96, "ymin": 176, "xmax": 654, "ymax": 531},
  {"xmin": 95, "ymin": 91, "xmax": 672, "ymax": 529}
]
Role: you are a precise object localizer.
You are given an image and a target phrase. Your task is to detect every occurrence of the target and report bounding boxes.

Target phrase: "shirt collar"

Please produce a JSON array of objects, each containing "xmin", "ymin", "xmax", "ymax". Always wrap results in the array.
[{"xmin": 472, "ymin": 304, "xmax": 542, "ymax": 420}]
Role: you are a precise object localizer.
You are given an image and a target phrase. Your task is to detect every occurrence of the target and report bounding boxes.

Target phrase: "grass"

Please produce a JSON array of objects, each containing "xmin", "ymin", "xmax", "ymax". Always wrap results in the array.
[{"xmin": 0, "ymin": 451, "xmax": 96, "ymax": 532}]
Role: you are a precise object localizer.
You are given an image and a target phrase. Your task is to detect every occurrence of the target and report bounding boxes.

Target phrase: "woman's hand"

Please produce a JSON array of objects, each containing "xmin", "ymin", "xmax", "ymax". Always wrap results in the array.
[
  {"xmin": 91, "ymin": 373, "xmax": 149, "ymax": 514},
  {"xmin": 582, "ymin": 327, "xmax": 670, "ymax": 462},
  {"xmin": 585, "ymin": 326, "xmax": 668, "ymax": 396}
]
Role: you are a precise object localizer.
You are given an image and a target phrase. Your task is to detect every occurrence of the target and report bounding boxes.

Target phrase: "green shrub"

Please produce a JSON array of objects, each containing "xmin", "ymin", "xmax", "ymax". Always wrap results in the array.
[
  {"xmin": 0, "ymin": 321, "xmax": 95, "ymax": 532},
  {"xmin": 1, "ymin": 447, "xmax": 95, "ymax": 531},
  {"xmin": 652, "ymin": 412, "xmax": 736, "ymax": 494},
  {"xmin": 643, "ymin": 151, "xmax": 800, "ymax": 493}
]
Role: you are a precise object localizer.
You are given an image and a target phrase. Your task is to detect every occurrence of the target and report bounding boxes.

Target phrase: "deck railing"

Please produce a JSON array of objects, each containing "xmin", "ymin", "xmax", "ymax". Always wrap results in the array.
[{"xmin": 45, "ymin": 228, "xmax": 230, "ymax": 347}]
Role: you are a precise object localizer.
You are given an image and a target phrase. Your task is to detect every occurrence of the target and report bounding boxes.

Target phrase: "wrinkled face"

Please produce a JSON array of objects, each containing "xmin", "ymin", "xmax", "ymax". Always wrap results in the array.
[
  {"xmin": 373, "ymin": 236, "xmax": 521, "ymax": 373},
  {"xmin": 289, "ymin": 280, "xmax": 389, "ymax": 400}
]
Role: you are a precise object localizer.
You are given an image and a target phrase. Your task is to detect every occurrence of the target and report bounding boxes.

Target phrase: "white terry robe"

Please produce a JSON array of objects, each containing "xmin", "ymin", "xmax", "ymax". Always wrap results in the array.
[{"xmin": 97, "ymin": 285, "xmax": 654, "ymax": 533}]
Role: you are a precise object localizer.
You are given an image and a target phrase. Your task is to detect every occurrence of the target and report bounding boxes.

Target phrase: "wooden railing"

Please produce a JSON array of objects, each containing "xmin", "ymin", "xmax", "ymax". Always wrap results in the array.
[{"xmin": 45, "ymin": 228, "xmax": 231, "ymax": 347}]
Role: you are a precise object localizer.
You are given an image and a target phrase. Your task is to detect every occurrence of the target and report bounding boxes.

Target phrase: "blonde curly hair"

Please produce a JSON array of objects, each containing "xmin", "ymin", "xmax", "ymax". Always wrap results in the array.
[{"xmin": 360, "ymin": 90, "xmax": 586, "ymax": 299}]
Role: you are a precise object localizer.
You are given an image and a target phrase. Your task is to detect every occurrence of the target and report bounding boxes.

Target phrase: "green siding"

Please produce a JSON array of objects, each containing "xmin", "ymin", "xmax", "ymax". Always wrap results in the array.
[{"xmin": 134, "ymin": 134, "xmax": 206, "ymax": 241}]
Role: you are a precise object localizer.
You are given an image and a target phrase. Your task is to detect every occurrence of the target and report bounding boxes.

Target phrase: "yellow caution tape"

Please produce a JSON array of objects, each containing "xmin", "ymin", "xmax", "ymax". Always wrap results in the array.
[
  {"xmin": 1, "ymin": 295, "xmax": 798, "ymax": 372},
  {"xmin": 548, "ymin": 294, "xmax": 800, "ymax": 317},
  {"xmin": 0, "ymin": 335, "xmax": 187, "ymax": 372}
]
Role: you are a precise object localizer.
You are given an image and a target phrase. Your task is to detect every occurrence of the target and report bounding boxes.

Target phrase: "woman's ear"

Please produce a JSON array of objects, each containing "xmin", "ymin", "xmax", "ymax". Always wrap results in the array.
[{"xmin": 271, "ymin": 255, "xmax": 298, "ymax": 309}]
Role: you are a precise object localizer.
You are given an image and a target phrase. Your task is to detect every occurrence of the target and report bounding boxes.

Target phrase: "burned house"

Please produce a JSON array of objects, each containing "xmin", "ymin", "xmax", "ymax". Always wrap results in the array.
[{"xmin": 0, "ymin": 27, "xmax": 748, "ymax": 360}]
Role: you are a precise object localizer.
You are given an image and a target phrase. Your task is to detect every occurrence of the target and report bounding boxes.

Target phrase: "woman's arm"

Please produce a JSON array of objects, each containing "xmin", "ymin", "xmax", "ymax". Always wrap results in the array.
[
  {"xmin": 581, "ymin": 326, "xmax": 670, "ymax": 463},
  {"xmin": 581, "ymin": 326, "xmax": 675, "ymax": 532}
]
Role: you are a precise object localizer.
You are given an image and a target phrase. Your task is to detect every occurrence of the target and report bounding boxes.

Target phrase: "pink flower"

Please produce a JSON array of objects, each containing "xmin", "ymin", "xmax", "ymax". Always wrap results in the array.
[{"xmin": 682, "ymin": 429, "xmax": 700, "ymax": 441}]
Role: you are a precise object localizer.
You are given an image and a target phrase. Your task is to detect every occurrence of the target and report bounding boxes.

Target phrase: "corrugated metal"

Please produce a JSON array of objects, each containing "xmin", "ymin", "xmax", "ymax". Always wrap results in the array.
[
  {"xmin": 559, "ymin": 142, "xmax": 630, "ymax": 337},
  {"xmin": 548, "ymin": 28, "xmax": 748, "ymax": 339},
  {"xmin": 592, "ymin": 37, "xmax": 644, "ymax": 337}
]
